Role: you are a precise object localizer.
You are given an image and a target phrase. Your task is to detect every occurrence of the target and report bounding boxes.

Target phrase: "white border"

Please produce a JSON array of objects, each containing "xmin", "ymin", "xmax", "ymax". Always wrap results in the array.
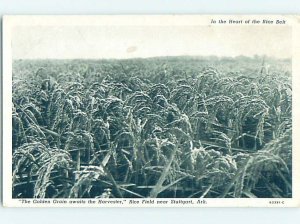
[{"xmin": 2, "ymin": 15, "xmax": 300, "ymax": 207}]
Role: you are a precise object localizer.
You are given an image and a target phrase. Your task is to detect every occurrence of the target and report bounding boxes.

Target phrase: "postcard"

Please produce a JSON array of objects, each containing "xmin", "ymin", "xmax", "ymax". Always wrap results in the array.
[{"xmin": 2, "ymin": 15, "xmax": 300, "ymax": 207}]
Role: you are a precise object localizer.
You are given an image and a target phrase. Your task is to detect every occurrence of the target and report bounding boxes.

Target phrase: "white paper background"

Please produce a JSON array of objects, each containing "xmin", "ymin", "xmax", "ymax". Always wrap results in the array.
[{"xmin": 1, "ymin": 0, "xmax": 300, "ymax": 224}]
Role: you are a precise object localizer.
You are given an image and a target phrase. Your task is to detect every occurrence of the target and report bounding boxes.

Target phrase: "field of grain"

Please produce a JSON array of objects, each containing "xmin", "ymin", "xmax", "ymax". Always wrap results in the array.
[{"xmin": 12, "ymin": 56, "xmax": 292, "ymax": 198}]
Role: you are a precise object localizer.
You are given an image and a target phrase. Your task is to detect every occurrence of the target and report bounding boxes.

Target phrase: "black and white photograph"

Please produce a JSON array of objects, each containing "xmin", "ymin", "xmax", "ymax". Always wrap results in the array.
[{"xmin": 2, "ymin": 15, "xmax": 300, "ymax": 207}]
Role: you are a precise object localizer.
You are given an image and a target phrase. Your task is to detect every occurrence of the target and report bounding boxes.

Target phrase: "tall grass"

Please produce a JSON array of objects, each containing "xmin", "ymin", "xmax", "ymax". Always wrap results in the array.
[{"xmin": 12, "ymin": 57, "xmax": 292, "ymax": 198}]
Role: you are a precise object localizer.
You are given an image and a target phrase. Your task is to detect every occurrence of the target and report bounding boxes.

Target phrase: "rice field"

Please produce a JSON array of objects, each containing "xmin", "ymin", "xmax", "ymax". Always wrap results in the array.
[{"xmin": 12, "ymin": 56, "xmax": 292, "ymax": 198}]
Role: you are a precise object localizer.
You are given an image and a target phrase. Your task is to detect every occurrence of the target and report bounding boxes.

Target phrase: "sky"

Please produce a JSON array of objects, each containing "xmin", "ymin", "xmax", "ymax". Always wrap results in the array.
[{"xmin": 12, "ymin": 25, "xmax": 292, "ymax": 59}]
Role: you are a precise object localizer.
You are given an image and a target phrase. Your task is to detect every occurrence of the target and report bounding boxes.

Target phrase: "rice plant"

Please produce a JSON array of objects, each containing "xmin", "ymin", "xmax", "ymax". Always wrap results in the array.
[{"xmin": 12, "ymin": 56, "xmax": 292, "ymax": 198}]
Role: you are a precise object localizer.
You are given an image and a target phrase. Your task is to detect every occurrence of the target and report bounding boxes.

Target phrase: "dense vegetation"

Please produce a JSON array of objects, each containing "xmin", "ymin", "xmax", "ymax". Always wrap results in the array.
[{"xmin": 12, "ymin": 56, "xmax": 292, "ymax": 198}]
